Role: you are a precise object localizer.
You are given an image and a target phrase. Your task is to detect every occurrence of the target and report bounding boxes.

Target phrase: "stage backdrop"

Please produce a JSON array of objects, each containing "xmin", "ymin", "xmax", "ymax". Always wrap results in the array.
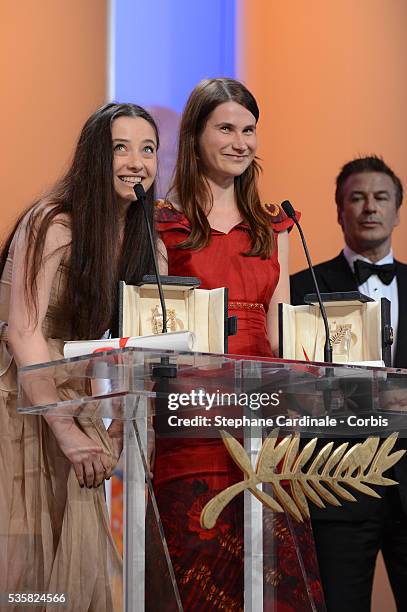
[
  {"xmin": 111, "ymin": 0, "xmax": 236, "ymax": 197},
  {"xmin": 0, "ymin": 0, "xmax": 107, "ymax": 239},
  {"xmin": 239, "ymin": 0, "xmax": 407, "ymax": 274}
]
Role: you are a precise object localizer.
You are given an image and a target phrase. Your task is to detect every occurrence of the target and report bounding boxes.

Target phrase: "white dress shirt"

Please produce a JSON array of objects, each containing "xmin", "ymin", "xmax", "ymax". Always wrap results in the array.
[{"xmin": 343, "ymin": 246, "xmax": 398, "ymax": 364}]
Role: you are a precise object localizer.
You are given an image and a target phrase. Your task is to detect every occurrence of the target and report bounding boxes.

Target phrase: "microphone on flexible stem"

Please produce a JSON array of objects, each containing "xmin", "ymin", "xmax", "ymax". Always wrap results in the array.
[
  {"xmin": 134, "ymin": 183, "xmax": 167, "ymax": 333},
  {"xmin": 134, "ymin": 183, "xmax": 176, "ymax": 378},
  {"xmin": 281, "ymin": 200, "xmax": 332, "ymax": 363}
]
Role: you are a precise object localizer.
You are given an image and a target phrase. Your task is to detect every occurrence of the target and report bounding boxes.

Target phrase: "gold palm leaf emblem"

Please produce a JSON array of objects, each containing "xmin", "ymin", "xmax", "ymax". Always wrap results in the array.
[{"xmin": 200, "ymin": 430, "xmax": 405, "ymax": 529}]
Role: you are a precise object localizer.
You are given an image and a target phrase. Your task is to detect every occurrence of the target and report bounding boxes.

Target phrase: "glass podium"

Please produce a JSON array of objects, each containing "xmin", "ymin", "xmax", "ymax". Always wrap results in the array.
[{"xmin": 16, "ymin": 348, "xmax": 407, "ymax": 611}]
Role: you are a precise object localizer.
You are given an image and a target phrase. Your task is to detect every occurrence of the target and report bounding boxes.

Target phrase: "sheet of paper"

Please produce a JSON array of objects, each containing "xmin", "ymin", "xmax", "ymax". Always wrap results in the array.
[{"xmin": 64, "ymin": 331, "xmax": 195, "ymax": 358}]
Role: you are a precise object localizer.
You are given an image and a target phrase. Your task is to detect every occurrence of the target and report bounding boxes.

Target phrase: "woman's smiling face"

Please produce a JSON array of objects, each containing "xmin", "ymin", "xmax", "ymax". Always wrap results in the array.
[
  {"xmin": 112, "ymin": 115, "xmax": 158, "ymax": 205},
  {"xmin": 197, "ymin": 101, "xmax": 257, "ymax": 185}
]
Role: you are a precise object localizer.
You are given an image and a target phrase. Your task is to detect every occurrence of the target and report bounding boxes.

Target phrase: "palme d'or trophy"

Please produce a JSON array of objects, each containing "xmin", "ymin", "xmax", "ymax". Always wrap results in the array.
[{"xmin": 200, "ymin": 429, "xmax": 405, "ymax": 528}]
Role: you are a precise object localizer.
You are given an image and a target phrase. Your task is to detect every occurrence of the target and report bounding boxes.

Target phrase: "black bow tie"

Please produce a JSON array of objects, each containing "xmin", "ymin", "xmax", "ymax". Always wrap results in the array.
[{"xmin": 354, "ymin": 259, "xmax": 396, "ymax": 286}]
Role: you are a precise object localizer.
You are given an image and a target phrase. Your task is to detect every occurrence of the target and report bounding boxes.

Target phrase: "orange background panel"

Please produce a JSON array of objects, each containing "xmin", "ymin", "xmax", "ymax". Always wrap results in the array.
[
  {"xmin": 238, "ymin": 2, "xmax": 406, "ymax": 608},
  {"xmin": 238, "ymin": 0, "xmax": 407, "ymax": 273},
  {"xmin": 0, "ymin": 1, "xmax": 107, "ymax": 239}
]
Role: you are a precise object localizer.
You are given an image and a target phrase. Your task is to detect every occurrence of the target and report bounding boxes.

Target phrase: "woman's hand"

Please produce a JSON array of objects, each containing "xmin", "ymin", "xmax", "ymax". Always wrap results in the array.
[
  {"xmin": 107, "ymin": 418, "xmax": 155, "ymax": 479},
  {"xmin": 107, "ymin": 419, "xmax": 124, "ymax": 472},
  {"xmin": 49, "ymin": 418, "xmax": 114, "ymax": 487}
]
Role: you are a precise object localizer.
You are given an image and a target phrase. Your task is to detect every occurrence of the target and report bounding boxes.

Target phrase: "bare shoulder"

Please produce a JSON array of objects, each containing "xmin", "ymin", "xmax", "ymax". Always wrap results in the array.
[
  {"xmin": 37, "ymin": 209, "xmax": 72, "ymax": 251},
  {"xmin": 17, "ymin": 204, "xmax": 72, "ymax": 252}
]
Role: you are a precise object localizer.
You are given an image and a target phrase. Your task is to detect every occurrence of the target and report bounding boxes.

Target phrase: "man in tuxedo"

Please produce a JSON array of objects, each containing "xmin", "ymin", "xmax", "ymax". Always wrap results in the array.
[{"xmin": 291, "ymin": 156, "xmax": 407, "ymax": 612}]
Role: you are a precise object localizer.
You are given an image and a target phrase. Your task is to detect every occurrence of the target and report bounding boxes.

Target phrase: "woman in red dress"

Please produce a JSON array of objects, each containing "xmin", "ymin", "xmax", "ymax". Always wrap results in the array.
[{"xmin": 153, "ymin": 78, "xmax": 325, "ymax": 611}]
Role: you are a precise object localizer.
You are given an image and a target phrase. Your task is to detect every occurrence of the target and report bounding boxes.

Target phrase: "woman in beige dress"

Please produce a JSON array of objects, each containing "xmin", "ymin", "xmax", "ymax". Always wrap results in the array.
[{"xmin": 0, "ymin": 102, "xmax": 159, "ymax": 611}]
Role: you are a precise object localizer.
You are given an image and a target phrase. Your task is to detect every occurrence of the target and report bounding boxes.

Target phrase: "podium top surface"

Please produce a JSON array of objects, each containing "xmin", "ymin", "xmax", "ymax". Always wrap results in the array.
[{"xmin": 16, "ymin": 347, "xmax": 407, "ymax": 438}]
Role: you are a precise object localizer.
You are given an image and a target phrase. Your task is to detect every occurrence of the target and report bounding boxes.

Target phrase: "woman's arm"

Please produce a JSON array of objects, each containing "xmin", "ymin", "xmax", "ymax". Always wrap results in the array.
[
  {"xmin": 8, "ymin": 217, "xmax": 69, "ymax": 369},
  {"xmin": 157, "ymin": 236, "xmax": 168, "ymax": 275},
  {"xmin": 8, "ymin": 217, "xmax": 113, "ymax": 487},
  {"xmin": 267, "ymin": 231, "xmax": 290, "ymax": 356}
]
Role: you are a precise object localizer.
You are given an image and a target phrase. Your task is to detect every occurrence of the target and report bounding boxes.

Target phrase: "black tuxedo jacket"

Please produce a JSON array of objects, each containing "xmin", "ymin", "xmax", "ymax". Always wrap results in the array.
[
  {"xmin": 290, "ymin": 252, "xmax": 407, "ymax": 519},
  {"xmin": 290, "ymin": 251, "xmax": 407, "ymax": 368}
]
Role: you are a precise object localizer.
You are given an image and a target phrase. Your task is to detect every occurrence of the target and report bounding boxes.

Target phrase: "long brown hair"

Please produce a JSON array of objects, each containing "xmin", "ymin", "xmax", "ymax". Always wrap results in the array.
[
  {"xmin": 171, "ymin": 78, "xmax": 274, "ymax": 258},
  {"xmin": 0, "ymin": 103, "xmax": 159, "ymax": 340}
]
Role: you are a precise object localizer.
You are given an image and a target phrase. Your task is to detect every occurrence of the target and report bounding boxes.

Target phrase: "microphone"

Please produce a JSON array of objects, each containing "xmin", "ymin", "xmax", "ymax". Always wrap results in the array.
[
  {"xmin": 134, "ymin": 184, "xmax": 177, "ymax": 378},
  {"xmin": 134, "ymin": 183, "xmax": 168, "ymax": 333},
  {"xmin": 281, "ymin": 200, "xmax": 332, "ymax": 362}
]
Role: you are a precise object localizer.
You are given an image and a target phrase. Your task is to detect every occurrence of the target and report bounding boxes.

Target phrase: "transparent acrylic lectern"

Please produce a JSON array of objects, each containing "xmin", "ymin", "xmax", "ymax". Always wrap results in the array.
[{"xmin": 17, "ymin": 348, "xmax": 407, "ymax": 611}]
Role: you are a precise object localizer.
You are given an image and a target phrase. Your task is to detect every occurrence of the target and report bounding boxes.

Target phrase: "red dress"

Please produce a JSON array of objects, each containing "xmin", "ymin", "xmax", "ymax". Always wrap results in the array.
[{"xmin": 151, "ymin": 201, "xmax": 325, "ymax": 611}]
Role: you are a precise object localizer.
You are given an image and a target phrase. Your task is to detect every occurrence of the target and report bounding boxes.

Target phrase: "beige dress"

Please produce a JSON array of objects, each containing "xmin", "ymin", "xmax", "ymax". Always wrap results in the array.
[{"xmin": 0, "ymin": 235, "xmax": 122, "ymax": 611}]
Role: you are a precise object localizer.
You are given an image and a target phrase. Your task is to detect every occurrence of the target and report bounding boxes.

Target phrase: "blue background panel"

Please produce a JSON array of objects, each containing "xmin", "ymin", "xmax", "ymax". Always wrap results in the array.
[{"xmin": 113, "ymin": 0, "xmax": 236, "ymax": 112}]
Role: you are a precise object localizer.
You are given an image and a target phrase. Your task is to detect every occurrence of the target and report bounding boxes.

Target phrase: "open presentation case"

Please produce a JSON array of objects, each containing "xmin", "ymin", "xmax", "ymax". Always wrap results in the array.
[
  {"xmin": 279, "ymin": 291, "xmax": 393, "ymax": 365},
  {"xmin": 117, "ymin": 275, "xmax": 237, "ymax": 353}
]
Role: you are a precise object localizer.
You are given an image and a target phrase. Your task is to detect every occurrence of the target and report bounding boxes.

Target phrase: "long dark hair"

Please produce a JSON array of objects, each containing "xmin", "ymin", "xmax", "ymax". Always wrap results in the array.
[
  {"xmin": 0, "ymin": 102, "xmax": 159, "ymax": 339},
  {"xmin": 171, "ymin": 77, "xmax": 274, "ymax": 258}
]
